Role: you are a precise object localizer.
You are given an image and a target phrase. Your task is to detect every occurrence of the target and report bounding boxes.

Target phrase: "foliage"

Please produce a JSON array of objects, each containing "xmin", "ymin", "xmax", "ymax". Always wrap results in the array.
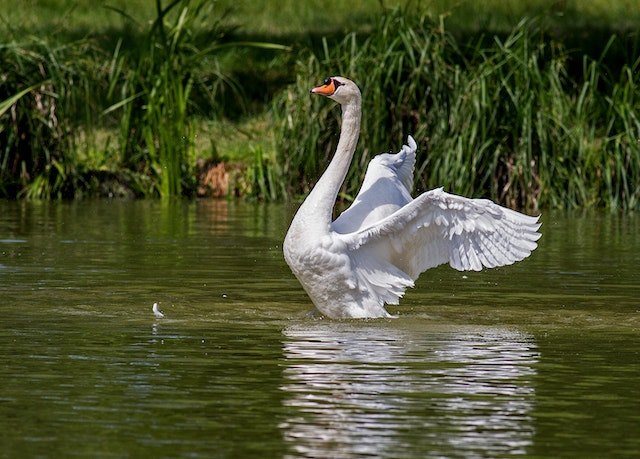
[
  {"xmin": 0, "ymin": 39, "xmax": 100, "ymax": 198},
  {"xmin": 0, "ymin": 2, "xmax": 639, "ymax": 208},
  {"xmin": 273, "ymin": 9, "xmax": 640, "ymax": 210},
  {"xmin": 0, "ymin": 0, "xmax": 286, "ymax": 199},
  {"xmin": 104, "ymin": 0, "xmax": 288, "ymax": 198},
  {"xmin": 105, "ymin": 0, "xmax": 221, "ymax": 198}
]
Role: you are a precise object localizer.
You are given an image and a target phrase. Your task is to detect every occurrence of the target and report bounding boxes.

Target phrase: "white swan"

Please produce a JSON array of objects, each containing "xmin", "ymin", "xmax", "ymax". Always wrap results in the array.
[{"xmin": 283, "ymin": 76, "xmax": 541, "ymax": 319}]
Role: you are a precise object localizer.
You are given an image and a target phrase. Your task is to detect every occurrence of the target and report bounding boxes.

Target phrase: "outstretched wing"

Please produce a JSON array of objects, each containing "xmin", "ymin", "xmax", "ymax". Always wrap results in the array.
[
  {"xmin": 331, "ymin": 136, "xmax": 417, "ymax": 234},
  {"xmin": 341, "ymin": 187, "xmax": 542, "ymax": 281}
]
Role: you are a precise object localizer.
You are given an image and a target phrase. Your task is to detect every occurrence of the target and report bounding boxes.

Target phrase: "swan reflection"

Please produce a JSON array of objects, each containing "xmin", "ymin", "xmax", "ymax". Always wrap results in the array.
[{"xmin": 280, "ymin": 323, "xmax": 539, "ymax": 458}]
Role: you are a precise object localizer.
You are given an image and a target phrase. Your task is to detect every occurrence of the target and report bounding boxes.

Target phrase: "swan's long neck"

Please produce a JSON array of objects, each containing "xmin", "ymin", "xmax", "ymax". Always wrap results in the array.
[{"xmin": 296, "ymin": 98, "xmax": 361, "ymax": 231}]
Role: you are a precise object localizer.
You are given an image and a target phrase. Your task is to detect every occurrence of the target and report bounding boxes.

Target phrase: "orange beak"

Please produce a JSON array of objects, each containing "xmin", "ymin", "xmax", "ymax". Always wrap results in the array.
[{"xmin": 310, "ymin": 79, "xmax": 337, "ymax": 96}]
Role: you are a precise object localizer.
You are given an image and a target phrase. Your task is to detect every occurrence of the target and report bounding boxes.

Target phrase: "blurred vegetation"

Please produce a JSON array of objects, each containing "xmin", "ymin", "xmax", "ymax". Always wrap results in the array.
[
  {"xmin": 274, "ymin": 12, "xmax": 640, "ymax": 210},
  {"xmin": 1, "ymin": 0, "xmax": 639, "ymax": 209},
  {"xmin": 0, "ymin": 39, "xmax": 100, "ymax": 198}
]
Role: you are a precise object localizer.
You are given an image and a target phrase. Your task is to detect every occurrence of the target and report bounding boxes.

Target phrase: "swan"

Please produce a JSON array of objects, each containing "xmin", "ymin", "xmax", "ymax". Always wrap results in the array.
[{"xmin": 283, "ymin": 76, "xmax": 541, "ymax": 319}]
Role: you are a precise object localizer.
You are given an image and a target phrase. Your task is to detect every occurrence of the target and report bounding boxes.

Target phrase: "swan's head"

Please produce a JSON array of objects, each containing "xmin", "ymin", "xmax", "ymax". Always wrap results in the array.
[{"xmin": 311, "ymin": 76, "xmax": 361, "ymax": 105}]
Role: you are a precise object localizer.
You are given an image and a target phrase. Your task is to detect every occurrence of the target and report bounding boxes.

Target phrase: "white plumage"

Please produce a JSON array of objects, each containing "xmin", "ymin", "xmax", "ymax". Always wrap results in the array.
[
  {"xmin": 152, "ymin": 302, "xmax": 165, "ymax": 319},
  {"xmin": 283, "ymin": 76, "xmax": 541, "ymax": 319}
]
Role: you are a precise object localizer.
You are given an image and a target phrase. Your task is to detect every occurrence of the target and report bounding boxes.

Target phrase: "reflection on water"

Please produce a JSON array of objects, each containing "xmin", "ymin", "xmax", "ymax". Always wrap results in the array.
[
  {"xmin": 281, "ymin": 323, "xmax": 539, "ymax": 458},
  {"xmin": 1, "ymin": 201, "xmax": 639, "ymax": 457}
]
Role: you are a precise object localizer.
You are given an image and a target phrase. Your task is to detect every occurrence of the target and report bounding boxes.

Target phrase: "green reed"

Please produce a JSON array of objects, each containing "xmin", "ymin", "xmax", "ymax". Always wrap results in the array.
[
  {"xmin": 273, "ymin": 9, "xmax": 640, "ymax": 210},
  {"xmin": 0, "ymin": 39, "xmax": 100, "ymax": 198},
  {"xmin": 105, "ymin": 0, "xmax": 287, "ymax": 198},
  {"xmin": 105, "ymin": 0, "xmax": 210, "ymax": 198},
  {"xmin": 1, "ymin": 4, "xmax": 637, "ymax": 207}
]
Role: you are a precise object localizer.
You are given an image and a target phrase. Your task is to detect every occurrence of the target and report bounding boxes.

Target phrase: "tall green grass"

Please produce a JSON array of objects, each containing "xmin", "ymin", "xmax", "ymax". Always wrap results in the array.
[
  {"xmin": 1, "ymin": 4, "xmax": 638, "ymax": 207},
  {"xmin": 273, "ymin": 9, "xmax": 640, "ymax": 210},
  {"xmin": 0, "ymin": 39, "xmax": 101, "ymax": 198},
  {"xmin": 105, "ymin": 0, "xmax": 287, "ymax": 198},
  {"xmin": 0, "ymin": 0, "xmax": 286, "ymax": 199},
  {"xmin": 105, "ymin": 0, "xmax": 222, "ymax": 198}
]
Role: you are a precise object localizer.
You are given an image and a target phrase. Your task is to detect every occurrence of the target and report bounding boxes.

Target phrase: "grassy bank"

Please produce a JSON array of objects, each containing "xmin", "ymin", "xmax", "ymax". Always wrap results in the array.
[
  {"xmin": 274, "ymin": 11, "xmax": 640, "ymax": 210},
  {"xmin": 1, "ymin": 0, "xmax": 287, "ymax": 198},
  {"xmin": 1, "ymin": 1, "xmax": 639, "ymax": 209},
  {"xmin": 6, "ymin": 1, "xmax": 640, "ymax": 40}
]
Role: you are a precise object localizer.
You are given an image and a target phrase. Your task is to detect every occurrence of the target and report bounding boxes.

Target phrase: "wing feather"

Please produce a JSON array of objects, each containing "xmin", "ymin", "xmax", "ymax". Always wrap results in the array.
[
  {"xmin": 332, "ymin": 137, "xmax": 417, "ymax": 234},
  {"xmin": 341, "ymin": 188, "xmax": 542, "ymax": 280}
]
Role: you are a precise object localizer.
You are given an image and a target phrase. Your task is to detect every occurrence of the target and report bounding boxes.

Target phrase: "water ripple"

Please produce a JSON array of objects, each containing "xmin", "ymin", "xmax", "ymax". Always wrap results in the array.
[{"xmin": 281, "ymin": 323, "xmax": 538, "ymax": 459}]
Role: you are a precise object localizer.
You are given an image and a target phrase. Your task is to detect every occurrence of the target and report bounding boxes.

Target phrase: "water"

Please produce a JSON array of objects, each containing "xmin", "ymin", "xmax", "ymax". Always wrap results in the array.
[{"xmin": 1, "ymin": 200, "xmax": 638, "ymax": 458}]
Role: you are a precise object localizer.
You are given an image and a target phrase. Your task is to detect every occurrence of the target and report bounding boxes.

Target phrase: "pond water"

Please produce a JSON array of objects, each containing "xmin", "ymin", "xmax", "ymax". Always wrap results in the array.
[{"xmin": 1, "ymin": 200, "xmax": 638, "ymax": 458}]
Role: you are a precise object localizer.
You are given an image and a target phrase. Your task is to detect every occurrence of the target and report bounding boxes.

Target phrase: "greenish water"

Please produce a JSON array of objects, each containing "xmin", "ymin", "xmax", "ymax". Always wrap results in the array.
[{"xmin": 1, "ymin": 200, "xmax": 638, "ymax": 458}]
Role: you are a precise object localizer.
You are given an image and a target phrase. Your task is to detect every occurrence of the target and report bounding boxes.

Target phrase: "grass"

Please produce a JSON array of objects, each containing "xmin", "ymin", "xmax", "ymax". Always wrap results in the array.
[
  {"xmin": 1, "ymin": 0, "xmax": 639, "ymax": 208},
  {"xmin": 5, "ymin": 1, "xmax": 640, "ymax": 37},
  {"xmin": 1, "ymin": 0, "xmax": 287, "ymax": 199},
  {"xmin": 105, "ymin": 0, "xmax": 210, "ymax": 198},
  {"xmin": 0, "ymin": 38, "xmax": 101, "ymax": 198},
  {"xmin": 273, "ymin": 10, "xmax": 640, "ymax": 210}
]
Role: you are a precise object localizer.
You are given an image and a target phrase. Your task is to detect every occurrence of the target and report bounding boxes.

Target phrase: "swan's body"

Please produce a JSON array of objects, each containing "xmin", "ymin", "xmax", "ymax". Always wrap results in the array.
[{"xmin": 283, "ymin": 77, "xmax": 541, "ymax": 319}]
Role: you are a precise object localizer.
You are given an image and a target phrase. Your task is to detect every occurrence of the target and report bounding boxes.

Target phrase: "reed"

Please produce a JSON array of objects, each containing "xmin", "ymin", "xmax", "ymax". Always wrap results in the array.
[
  {"xmin": 273, "ymin": 9, "xmax": 640, "ymax": 210},
  {"xmin": 105, "ymin": 0, "xmax": 287, "ymax": 198},
  {"xmin": 104, "ymin": 0, "xmax": 208, "ymax": 198},
  {"xmin": 0, "ymin": 39, "xmax": 101, "ymax": 198},
  {"xmin": 1, "ymin": 3, "xmax": 638, "ymax": 207}
]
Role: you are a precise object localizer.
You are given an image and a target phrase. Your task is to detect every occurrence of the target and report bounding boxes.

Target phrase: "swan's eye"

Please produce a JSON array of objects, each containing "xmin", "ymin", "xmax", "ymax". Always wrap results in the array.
[{"xmin": 323, "ymin": 77, "xmax": 332, "ymax": 86}]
